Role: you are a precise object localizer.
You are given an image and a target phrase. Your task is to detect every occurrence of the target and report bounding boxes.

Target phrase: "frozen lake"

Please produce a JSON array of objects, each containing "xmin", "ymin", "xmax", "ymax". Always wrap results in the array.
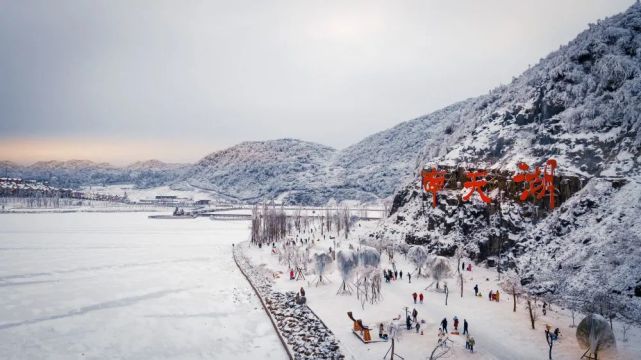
[{"xmin": 0, "ymin": 213, "xmax": 287, "ymax": 360}]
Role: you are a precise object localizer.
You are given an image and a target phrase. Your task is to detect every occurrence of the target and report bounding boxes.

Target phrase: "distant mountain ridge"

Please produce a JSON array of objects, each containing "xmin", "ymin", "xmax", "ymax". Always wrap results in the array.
[
  {"xmin": 1, "ymin": 159, "xmax": 189, "ymax": 189},
  {"xmin": 4, "ymin": 5, "xmax": 641, "ymax": 210}
]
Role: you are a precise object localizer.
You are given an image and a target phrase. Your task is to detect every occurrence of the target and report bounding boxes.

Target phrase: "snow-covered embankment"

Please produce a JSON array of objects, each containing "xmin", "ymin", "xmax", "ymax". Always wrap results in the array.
[{"xmin": 233, "ymin": 242, "xmax": 344, "ymax": 360}]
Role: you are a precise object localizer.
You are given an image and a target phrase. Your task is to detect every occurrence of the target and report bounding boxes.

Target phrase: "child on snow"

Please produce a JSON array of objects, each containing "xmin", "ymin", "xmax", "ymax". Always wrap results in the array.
[
  {"xmin": 465, "ymin": 335, "xmax": 476, "ymax": 352},
  {"xmin": 412, "ymin": 292, "xmax": 418, "ymax": 304}
]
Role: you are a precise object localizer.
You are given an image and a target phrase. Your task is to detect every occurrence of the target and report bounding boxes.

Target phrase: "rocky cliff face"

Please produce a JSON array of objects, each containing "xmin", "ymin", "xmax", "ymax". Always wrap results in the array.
[{"xmin": 371, "ymin": 4, "xmax": 641, "ymax": 314}]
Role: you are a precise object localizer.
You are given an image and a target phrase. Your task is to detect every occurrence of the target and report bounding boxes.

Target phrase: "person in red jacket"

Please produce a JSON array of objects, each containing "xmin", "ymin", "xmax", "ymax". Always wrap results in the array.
[
  {"xmin": 419, "ymin": 293, "xmax": 424, "ymax": 304},
  {"xmin": 412, "ymin": 292, "xmax": 418, "ymax": 304}
]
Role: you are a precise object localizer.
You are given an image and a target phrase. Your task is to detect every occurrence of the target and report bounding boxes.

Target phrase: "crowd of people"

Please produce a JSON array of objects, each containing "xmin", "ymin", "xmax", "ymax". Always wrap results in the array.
[{"xmin": 383, "ymin": 268, "xmax": 405, "ymax": 282}]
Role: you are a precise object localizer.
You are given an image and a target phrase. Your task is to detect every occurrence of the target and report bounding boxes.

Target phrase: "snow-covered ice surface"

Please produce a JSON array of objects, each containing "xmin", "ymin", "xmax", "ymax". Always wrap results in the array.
[{"xmin": 0, "ymin": 213, "xmax": 287, "ymax": 360}]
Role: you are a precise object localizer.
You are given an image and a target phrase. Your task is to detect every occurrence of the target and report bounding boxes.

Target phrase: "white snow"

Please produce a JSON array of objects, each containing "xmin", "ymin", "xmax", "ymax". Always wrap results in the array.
[
  {"xmin": 0, "ymin": 213, "xmax": 287, "ymax": 360},
  {"xmin": 241, "ymin": 220, "xmax": 641, "ymax": 360}
]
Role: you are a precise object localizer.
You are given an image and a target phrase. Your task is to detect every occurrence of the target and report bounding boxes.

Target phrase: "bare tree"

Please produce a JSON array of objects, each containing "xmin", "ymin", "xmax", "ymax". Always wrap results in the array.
[
  {"xmin": 444, "ymin": 283, "xmax": 449, "ymax": 306},
  {"xmin": 500, "ymin": 272, "xmax": 524, "ymax": 313},
  {"xmin": 526, "ymin": 296, "xmax": 539, "ymax": 330},
  {"xmin": 583, "ymin": 291, "xmax": 618, "ymax": 331},
  {"xmin": 545, "ymin": 327, "xmax": 555, "ymax": 360},
  {"xmin": 454, "ymin": 247, "xmax": 464, "ymax": 275}
]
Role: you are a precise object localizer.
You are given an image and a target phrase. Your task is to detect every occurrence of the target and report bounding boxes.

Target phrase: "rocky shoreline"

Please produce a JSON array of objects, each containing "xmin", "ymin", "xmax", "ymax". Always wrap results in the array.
[{"xmin": 233, "ymin": 242, "xmax": 344, "ymax": 360}]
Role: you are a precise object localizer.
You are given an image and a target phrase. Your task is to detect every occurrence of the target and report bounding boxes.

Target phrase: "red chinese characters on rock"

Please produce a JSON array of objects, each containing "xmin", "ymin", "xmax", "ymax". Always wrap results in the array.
[
  {"xmin": 421, "ymin": 168, "xmax": 447, "ymax": 208},
  {"xmin": 512, "ymin": 159, "xmax": 558, "ymax": 209},
  {"xmin": 463, "ymin": 171, "xmax": 492, "ymax": 203}
]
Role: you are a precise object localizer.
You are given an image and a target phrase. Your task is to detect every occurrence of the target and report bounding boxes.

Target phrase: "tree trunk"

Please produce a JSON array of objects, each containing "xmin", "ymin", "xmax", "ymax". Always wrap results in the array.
[
  {"xmin": 513, "ymin": 286, "xmax": 517, "ymax": 312},
  {"xmin": 460, "ymin": 273, "xmax": 463, "ymax": 298},
  {"xmin": 445, "ymin": 287, "xmax": 449, "ymax": 306},
  {"xmin": 527, "ymin": 300, "xmax": 536, "ymax": 329}
]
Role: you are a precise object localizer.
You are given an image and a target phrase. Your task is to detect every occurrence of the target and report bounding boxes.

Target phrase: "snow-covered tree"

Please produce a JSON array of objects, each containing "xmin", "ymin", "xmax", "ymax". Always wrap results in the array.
[
  {"xmin": 430, "ymin": 256, "xmax": 452, "ymax": 289},
  {"xmin": 407, "ymin": 245, "xmax": 428, "ymax": 277},
  {"xmin": 313, "ymin": 252, "xmax": 333, "ymax": 284},
  {"xmin": 500, "ymin": 272, "xmax": 525, "ymax": 313}
]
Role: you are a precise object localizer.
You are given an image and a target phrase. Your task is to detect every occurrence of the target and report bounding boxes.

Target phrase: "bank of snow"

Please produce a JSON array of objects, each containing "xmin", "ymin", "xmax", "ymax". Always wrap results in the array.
[{"xmin": 243, "ymin": 221, "xmax": 640, "ymax": 360}]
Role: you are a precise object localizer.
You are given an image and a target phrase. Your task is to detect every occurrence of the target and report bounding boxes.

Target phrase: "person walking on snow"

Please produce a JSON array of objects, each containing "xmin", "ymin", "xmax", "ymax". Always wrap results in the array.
[
  {"xmin": 419, "ymin": 293, "xmax": 424, "ymax": 304},
  {"xmin": 415, "ymin": 322, "xmax": 421, "ymax": 334},
  {"xmin": 412, "ymin": 292, "xmax": 418, "ymax": 304},
  {"xmin": 412, "ymin": 308, "xmax": 418, "ymax": 323},
  {"xmin": 463, "ymin": 319, "xmax": 469, "ymax": 335},
  {"xmin": 462, "ymin": 262, "xmax": 465, "ymax": 271},
  {"xmin": 453, "ymin": 316, "xmax": 459, "ymax": 331},
  {"xmin": 468, "ymin": 336, "xmax": 475, "ymax": 352},
  {"xmin": 406, "ymin": 315, "xmax": 411, "ymax": 330},
  {"xmin": 474, "ymin": 284, "xmax": 479, "ymax": 296},
  {"xmin": 441, "ymin": 318, "xmax": 448, "ymax": 333},
  {"xmin": 394, "ymin": 270, "xmax": 398, "ymax": 280},
  {"xmin": 399, "ymin": 270, "xmax": 403, "ymax": 280}
]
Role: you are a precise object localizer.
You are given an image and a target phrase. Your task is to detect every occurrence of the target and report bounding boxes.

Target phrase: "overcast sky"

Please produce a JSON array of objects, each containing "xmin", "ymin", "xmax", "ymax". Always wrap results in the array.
[{"xmin": 0, "ymin": 0, "xmax": 634, "ymax": 165}]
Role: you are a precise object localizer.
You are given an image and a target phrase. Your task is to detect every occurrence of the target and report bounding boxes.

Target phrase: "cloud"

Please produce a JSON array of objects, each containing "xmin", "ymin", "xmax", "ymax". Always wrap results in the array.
[{"xmin": 0, "ymin": 0, "xmax": 633, "ymax": 164}]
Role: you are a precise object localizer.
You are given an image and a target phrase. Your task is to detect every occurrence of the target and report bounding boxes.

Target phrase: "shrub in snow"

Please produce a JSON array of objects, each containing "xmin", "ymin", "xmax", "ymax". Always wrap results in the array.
[{"xmin": 595, "ymin": 54, "xmax": 637, "ymax": 91}]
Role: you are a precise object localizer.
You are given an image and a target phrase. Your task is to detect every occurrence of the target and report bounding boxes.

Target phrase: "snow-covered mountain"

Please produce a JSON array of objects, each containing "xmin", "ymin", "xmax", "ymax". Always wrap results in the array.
[
  {"xmin": 3, "ymin": 159, "xmax": 189, "ymax": 189},
  {"xmin": 371, "ymin": 3, "xmax": 641, "ymax": 316},
  {"xmin": 179, "ymin": 139, "xmax": 338, "ymax": 203},
  {"xmin": 331, "ymin": 102, "xmax": 474, "ymax": 199},
  {"xmin": 124, "ymin": 160, "xmax": 191, "ymax": 188},
  {"xmin": 179, "ymin": 130, "xmax": 444, "ymax": 205}
]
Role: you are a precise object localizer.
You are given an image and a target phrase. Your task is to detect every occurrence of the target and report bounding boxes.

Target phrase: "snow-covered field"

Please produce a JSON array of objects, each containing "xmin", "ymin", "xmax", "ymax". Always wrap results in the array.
[
  {"xmin": 0, "ymin": 213, "xmax": 287, "ymax": 360},
  {"xmin": 242, "ymin": 221, "xmax": 640, "ymax": 360}
]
